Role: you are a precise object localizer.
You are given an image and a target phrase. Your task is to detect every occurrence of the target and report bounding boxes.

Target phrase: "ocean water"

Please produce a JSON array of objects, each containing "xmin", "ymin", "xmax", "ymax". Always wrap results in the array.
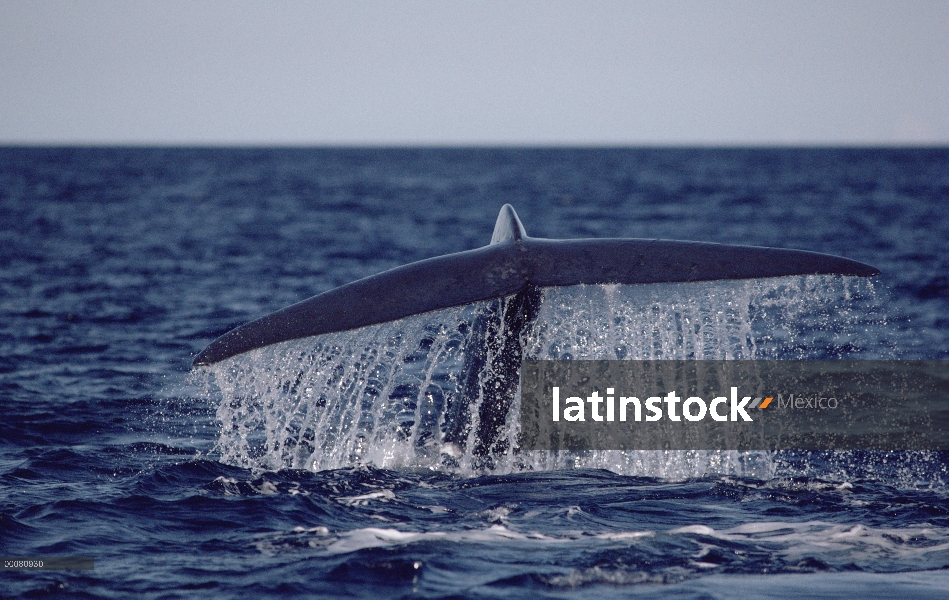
[{"xmin": 2, "ymin": 147, "xmax": 948, "ymax": 598}]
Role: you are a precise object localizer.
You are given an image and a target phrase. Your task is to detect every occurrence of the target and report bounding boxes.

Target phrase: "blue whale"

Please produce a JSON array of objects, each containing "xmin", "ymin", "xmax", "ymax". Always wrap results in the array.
[
  {"xmin": 194, "ymin": 205, "xmax": 878, "ymax": 464},
  {"xmin": 193, "ymin": 204, "xmax": 878, "ymax": 368}
]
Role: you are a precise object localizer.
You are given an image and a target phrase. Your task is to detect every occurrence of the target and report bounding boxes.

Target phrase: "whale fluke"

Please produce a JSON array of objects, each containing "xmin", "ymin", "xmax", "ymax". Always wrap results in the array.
[{"xmin": 193, "ymin": 205, "xmax": 878, "ymax": 367}]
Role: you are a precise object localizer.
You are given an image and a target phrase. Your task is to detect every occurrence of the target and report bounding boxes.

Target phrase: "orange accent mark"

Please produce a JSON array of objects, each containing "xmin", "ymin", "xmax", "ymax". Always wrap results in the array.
[{"xmin": 759, "ymin": 397, "xmax": 773, "ymax": 409}]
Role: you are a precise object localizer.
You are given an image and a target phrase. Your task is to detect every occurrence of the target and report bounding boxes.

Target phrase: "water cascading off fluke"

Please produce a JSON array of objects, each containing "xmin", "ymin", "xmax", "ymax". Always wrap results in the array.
[{"xmin": 200, "ymin": 275, "xmax": 881, "ymax": 477}]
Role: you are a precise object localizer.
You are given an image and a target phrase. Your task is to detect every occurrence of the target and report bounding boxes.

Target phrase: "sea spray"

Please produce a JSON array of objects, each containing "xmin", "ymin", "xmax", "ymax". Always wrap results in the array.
[{"xmin": 198, "ymin": 276, "xmax": 884, "ymax": 477}]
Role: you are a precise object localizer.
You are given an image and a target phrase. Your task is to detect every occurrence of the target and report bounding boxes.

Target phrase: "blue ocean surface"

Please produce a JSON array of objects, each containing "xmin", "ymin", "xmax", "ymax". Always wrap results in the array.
[{"xmin": 2, "ymin": 147, "xmax": 949, "ymax": 598}]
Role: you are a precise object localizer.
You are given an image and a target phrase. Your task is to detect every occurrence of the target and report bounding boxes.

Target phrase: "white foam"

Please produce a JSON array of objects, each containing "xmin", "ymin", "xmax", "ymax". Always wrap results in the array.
[
  {"xmin": 336, "ymin": 489, "xmax": 396, "ymax": 507},
  {"xmin": 323, "ymin": 524, "xmax": 555, "ymax": 554},
  {"xmin": 671, "ymin": 520, "xmax": 949, "ymax": 568},
  {"xmin": 258, "ymin": 518, "xmax": 949, "ymax": 572}
]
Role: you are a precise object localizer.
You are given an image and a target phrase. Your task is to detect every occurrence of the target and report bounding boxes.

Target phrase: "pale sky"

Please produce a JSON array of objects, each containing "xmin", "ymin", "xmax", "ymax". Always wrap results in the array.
[{"xmin": 2, "ymin": 0, "xmax": 947, "ymax": 145}]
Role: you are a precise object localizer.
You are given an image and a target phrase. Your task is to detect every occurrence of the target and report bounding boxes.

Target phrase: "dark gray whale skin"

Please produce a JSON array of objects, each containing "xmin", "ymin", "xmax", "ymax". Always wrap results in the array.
[{"xmin": 193, "ymin": 204, "xmax": 879, "ymax": 367}]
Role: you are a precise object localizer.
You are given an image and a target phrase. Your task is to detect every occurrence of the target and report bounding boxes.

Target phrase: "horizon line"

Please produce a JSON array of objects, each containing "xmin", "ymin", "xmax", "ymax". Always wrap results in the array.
[{"xmin": 3, "ymin": 141, "xmax": 948, "ymax": 150}]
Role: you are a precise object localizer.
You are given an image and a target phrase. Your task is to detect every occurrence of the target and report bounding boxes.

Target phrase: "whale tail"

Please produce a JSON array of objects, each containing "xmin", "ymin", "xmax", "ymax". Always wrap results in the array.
[
  {"xmin": 193, "ymin": 205, "xmax": 879, "ymax": 464},
  {"xmin": 193, "ymin": 204, "xmax": 878, "ymax": 367}
]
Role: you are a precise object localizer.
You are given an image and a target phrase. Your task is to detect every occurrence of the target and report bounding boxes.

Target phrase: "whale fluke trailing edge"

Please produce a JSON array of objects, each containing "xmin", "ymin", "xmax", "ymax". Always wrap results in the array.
[{"xmin": 193, "ymin": 204, "xmax": 878, "ymax": 367}]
